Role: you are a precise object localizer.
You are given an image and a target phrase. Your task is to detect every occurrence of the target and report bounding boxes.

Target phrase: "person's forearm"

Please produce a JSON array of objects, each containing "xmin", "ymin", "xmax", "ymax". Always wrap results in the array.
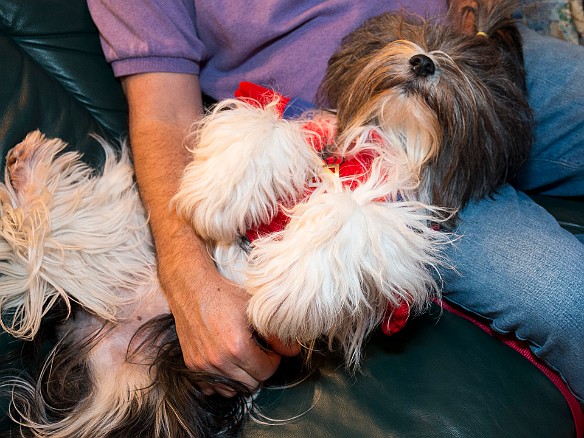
[
  {"xmin": 132, "ymin": 123, "xmax": 221, "ymax": 308},
  {"xmin": 122, "ymin": 73, "xmax": 218, "ymax": 309},
  {"xmin": 120, "ymin": 73, "xmax": 297, "ymax": 390}
]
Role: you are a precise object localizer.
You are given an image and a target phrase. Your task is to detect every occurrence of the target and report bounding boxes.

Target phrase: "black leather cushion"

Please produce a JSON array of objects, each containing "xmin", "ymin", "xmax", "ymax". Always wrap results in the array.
[
  {"xmin": 245, "ymin": 306, "xmax": 578, "ymax": 438},
  {"xmin": 0, "ymin": 0, "xmax": 127, "ymax": 174},
  {"xmin": 531, "ymin": 195, "xmax": 584, "ymax": 236},
  {"xmin": 0, "ymin": 0, "xmax": 581, "ymax": 436}
]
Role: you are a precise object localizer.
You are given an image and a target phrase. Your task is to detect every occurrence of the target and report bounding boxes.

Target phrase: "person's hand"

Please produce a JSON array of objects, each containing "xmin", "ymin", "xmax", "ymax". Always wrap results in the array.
[{"xmin": 156, "ymin": 223, "xmax": 301, "ymax": 396}]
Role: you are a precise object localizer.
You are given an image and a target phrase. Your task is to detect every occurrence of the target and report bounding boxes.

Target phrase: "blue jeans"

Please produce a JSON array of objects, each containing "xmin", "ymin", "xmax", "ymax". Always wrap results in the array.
[{"xmin": 441, "ymin": 27, "xmax": 584, "ymax": 401}]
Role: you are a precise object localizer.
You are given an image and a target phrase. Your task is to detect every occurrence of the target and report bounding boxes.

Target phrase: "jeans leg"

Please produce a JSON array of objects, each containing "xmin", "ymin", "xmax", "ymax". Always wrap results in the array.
[
  {"xmin": 516, "ymin": 26, "xmax": 584, "ymax": 195},
  {"xmin": 440, "ymin": 185, "xmax": 584, "ymax": 401}
]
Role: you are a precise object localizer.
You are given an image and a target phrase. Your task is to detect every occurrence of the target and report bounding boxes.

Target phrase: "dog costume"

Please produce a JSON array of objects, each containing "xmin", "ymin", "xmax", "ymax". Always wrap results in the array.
[{"xmin": 174, "ymin": 81, "xmax": 449, "ymax": 367}]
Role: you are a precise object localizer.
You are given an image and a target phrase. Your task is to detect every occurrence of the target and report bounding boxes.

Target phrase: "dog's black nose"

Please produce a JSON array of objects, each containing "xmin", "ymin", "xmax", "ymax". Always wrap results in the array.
[{"xmin": 409, "ymin": 54, "xmax": 435, "ymax": 77}]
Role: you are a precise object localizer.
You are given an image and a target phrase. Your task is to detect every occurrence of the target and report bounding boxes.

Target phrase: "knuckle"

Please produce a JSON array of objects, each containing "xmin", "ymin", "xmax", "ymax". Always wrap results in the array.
[{"xmin": 224, "ymin": 335, "xmax": 250, "ymax": 360}]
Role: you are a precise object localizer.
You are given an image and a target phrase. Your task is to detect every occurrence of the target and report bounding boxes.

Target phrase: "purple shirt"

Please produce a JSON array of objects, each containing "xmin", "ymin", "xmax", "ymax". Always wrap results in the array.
[{"xmin": 87, "ymin": 0, "xmax": 447, "ymax": 102}]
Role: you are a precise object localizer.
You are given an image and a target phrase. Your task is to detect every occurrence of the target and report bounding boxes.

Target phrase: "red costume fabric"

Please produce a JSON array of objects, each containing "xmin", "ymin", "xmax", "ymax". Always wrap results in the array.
[{"xmin": 234, "ymin": 81, "xmax": 410, "ymax": 335}]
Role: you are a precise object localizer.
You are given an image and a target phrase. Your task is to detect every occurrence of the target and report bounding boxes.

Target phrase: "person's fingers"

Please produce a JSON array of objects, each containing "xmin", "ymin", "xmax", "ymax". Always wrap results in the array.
[
  {"xmin": 198, "ymin": 382, "xmax": 216, "ymax": 396},
  {"xmin": 198, "ymin": 330, "xmax": 284, "ymax": 392},
  {"xmin": 199, "ymin": 382, "xmax": 239, "ymax": 398},
  {"xmin": 233, "ymin": 333, "xmax": 284, "ymax": 383},
  {"xmin": 266, "ymin": 336, "xmax": 302, "ymax": 357},
  {"xmin": 251, "ymin": 331, "xmax": 302, "ymax": 357}
]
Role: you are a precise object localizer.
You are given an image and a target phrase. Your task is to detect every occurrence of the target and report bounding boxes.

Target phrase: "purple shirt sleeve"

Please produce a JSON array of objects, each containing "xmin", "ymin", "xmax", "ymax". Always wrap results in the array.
[{"xmin": 87, "ymin": 0, "xmax": 204, "ymax": 77}]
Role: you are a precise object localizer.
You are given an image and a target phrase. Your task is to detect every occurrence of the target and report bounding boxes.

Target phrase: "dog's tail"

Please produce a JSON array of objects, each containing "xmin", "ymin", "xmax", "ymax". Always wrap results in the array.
[
  {"xmin": 0, "ymin": 131, "xmax": 155, "ymax": 340},
  {"xmin": 246, "ymin": 150, "xmax": 451, "ymax": 369},
  {"xmin": 4, "ymin": 314, "xmax": 252, "ymax": 438},
  {"xmin": 173, "ymin": 99, "xmax": 323, "ymax": 244}
]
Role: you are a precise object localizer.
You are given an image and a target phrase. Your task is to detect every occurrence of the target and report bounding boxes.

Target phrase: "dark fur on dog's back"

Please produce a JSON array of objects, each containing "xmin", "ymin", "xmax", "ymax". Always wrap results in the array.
[
  {"xmin": 318, "ymin": 0, "xmax": 532, "ymax": 217},
  {"xmin": 126, "ymin": 315, "xmax": 252, "ymax": 438},
  {"xmin": 5, "ymin": 314, "xmax": 252, "ymax": 438}
]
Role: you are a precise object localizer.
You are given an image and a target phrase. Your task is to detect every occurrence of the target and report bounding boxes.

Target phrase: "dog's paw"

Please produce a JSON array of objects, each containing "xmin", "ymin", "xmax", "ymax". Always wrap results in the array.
[{"xmin": 5, "ymin": 131, "xmax": 61, "ymax": 195}]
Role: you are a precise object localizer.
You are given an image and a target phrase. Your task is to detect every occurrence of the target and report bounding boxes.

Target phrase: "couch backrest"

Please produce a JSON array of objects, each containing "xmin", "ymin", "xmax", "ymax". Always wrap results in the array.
[{"xmin": 0, "ymin": 0, "xmax": 128, "ymax": 175}]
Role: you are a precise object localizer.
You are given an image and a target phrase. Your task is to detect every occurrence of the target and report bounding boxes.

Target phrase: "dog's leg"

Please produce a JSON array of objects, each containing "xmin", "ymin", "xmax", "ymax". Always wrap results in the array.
[{"xmin": 173, "ymin": 99, "xmax": 323, "ymax": 244}]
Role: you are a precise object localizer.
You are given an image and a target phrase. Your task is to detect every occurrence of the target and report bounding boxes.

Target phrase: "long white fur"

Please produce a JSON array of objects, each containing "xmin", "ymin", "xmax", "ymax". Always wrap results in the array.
[
  {"xmin": 1, "ymin": 132, "xmax": 174, "ymax": 437},
  {"xmin": 213, "ymin": 241, "xmax": 249, "ymax": 285},
  {"xmin": 0, "ymin": 131, "xmax": 155, "ymax": 340},
  {"xmin": 244, "ymin": 148, "xmax": 448, "ymax": 367},
  {"xmin": 173, "ymin": 98, "xmax": 324, "ymax": 244},
  {"xmin": 176, "ymin": 103, "xmax": 451, "ymax": 368}
]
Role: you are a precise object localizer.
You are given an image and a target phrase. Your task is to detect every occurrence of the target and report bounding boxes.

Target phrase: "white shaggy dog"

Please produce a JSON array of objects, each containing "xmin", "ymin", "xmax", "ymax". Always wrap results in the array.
[
  {"xmin": 0, "ymin": 124, "xmax": 445, "ymax": 437},
  {"xmin": 174, "ymin": 83, "xmax": 450, "ymax": 367},
  {"xmin": 0, "ymin": 132, "xmax": 250, "ymax": 438}
]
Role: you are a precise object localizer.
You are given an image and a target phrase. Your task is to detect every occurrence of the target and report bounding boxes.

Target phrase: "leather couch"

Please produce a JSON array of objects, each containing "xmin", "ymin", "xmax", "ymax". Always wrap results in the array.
[{"xmin": 0, "ymin": 0, "xmax": 582, "ymax": 436}]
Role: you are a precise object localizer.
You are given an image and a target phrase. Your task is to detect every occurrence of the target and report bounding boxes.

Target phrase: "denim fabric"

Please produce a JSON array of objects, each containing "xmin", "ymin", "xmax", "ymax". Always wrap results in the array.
[
  {"xmin": 441, "ymin": 27, "xmax": 584, "ymax": 401},
  {"xmin": 517, "ymin": 27, "xmax": 584, "ymax": 196}
]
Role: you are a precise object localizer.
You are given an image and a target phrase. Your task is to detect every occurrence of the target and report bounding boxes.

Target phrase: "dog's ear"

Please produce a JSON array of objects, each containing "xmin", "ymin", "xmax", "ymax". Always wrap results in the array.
[{"xmin": 425, "ymin": 0, "xmax": 531, "ymax": 214}]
